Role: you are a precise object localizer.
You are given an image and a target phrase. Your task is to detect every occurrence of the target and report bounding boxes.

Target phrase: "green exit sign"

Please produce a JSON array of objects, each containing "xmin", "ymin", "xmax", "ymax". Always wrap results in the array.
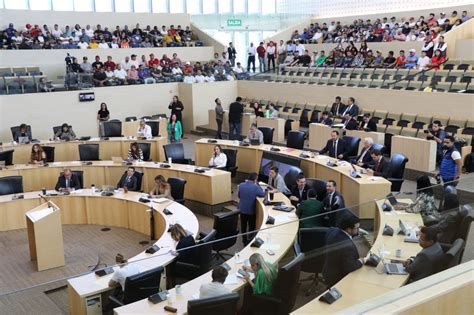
[{"xmin": 227, "ymin": 19, "xmax": 242, "ymax": 27}]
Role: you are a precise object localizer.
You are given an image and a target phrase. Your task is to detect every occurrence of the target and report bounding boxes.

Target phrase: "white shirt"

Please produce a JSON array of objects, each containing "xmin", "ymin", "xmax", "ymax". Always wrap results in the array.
[
  {"xmin": 226, "ymin": 74, "xmax": 235, "ymax": 81},
  {"xmin": 266, "ymin": 46, "xmax": 276, "ymax": 55},
  {"xmin": 77, "ymin": 42, "xmax": 89, "ymax": 49},
  {"xmin": 434, "ymin": 42, "xmax": 447, "ymax": 52},
  {"xmin": 129, "ymin": 59, "xmax": 140, "ymax": 68},
  {"xmin": 278, "ymin": 44, "xmax": 286, "ymax": 54},
  {"xmin": 209, "ymin": 153, "xmax": 227, "ymax": 168},
  {"xmin": 449, "ymin": 150, "xmax": 461, "ymax": 160},
  {"xmin": 295, "ymin": 44, "xmax": 305, "ymax": 55},
  {"xmin": 121, "ymin": 61, "xmax": 132, "ymax": 71},
  {"xmin": 417, "ymin": 56, "xmax": 430, "ymax": 70},
  {"xmin": 233, "ymin": 66, "xmax": 245, "ymax": 74},
  {"xmin": 85, "ymin": 28, "xmax": 94, "ymax": 37},
  {"xmin": 311, "ymin": 32, "xmax": 323, "ymax": 41},
  {"xmin": 99, "ymin": 42, "xmax": 109, "ymax": 49},
  {"xmin": 137, "ymin": 125, "xmax": 152, "ymax": 138},
  {"xmin": 110, "ymin": 42, "xmax": 119, "ymax": 49},
  {"xmin": 206, "ymin": 75, "xmax": 215, "ymax": 82},
  {"xmin": 195, "ymin": 75, "xmax": 206, "ymax": 83},
  {"xmin": 114, "ymin": 69, "xmax": 127, "ymax": 79},
  {"xmin": 183, "ymin": 75, "xmax": 196, "ymax": 83},
  {"xmin": 110, "ymin": 264, "xmax": 140, "ymax": 291},
  {"xmin": 172, "ymin": 67, "xmax": 183, "ymax": 75},
  {"xmin": 247, "ymin": 46, "xmax": 257, "ymax": 56},
  {"xmin": 51, "ymin": 29, "xmax": 63, "ymax": 38},
  {"xmin": 199, "ymin": 282, "xmax": 232, "ymax": 299},
  {"xmin": 105, "ymin": 70, "xmax": 115, "ymax": 78}
]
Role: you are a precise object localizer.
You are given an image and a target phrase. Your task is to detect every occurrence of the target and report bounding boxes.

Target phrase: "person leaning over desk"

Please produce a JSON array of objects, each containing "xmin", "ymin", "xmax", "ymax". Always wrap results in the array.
[
  {"xmin": 199, "ymin": 266, "xmax": 232, "ymax": 299},
  {"xmin": 149, "ymin": 175, "xmax": 173, "ymax": 200},
  {"xmin": 246, "ymin": 123, "xmax": 264, "ymax": 145},
  {"xmin": 108, "ymin": 253, "xmax": 140, "ymax": 292},
  {"xmin": 168, "ymin": 223, "xmax": 197, "ymax": 287},
  {"xmin": 30, "ymin": 144, "xmax": 46, "ymax": 164},
  {"xmin": 127, "ymin": 142, "xmax": 143, "ymax": 162}
]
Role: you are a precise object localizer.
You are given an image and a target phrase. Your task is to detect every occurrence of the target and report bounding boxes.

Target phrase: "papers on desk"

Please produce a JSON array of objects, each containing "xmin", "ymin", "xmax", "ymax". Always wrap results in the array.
[
  {"xmin": 261, "ymin": 244, "xmax": 281, "ymax": 251},
  {"xmin": 368, "ymin": 176, "xmax": 380, "ymax": 181},
  {"xmin": 152, "ymin": 197, "xmax": 169, "ymax": 203},
  {"xmin": 274, "ymin": 213, "xmax": 297, "ymax": 223},
  {"xmin": 224, "ymin": 273, "xmax": 238, "ymax": 285},
  {"xmin": 70, "ymin": 189, "xmax": 83, "ymax": 194},
  {"xmin": 315, "ymin": 155, "xmax": 328, "ymax": 160}
]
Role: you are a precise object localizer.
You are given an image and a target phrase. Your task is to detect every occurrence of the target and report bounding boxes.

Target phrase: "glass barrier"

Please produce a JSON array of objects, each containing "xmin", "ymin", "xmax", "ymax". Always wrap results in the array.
[{"xmin": 0, "ymin": 176, "xmax": 472, "ymax": 313}]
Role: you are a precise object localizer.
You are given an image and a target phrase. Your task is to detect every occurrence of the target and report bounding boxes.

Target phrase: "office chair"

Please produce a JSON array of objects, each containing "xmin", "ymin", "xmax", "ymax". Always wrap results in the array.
[
  {"xmin": 0, "ymin": 176, "xmax": 23, "ymax": 196},
  {"xmin": 305, "ymin": 178, "xmax": 327, "ymax": 201},
  {"xmin": 187, "ymin": 293, "xmax": 240, "ymax": 315},
  {"xmin": 250, "ymin": 253, "xmax": 305, "ymax": 315},
  {"xmin": 258, "ymin": 127, "xmax": 274, "ymax": 144},
  {"xmin": 221, "ymin": 149, "xmax": 238, "ymax": 193},
  {"xmin": 163, "ymin": 143, "xmax": 192, "ymax": 164},
  {"xmin": 118, "ymin": 170, "xmax": 143, "ymax": 192},
  {"xmin": 10, "ymin": 125, "xmax": 32, "ymax": 142},
  {"xmin": 371, "ymin": 143, "xmax": 385, "ymax": 155},
  {"xmin": 0, "ymin": 150, "xmax": 14, "ymax": 166},
  {"xmin": 387, "ymin": 153, "xmax": 409, "ymax": 192},
  {"xmin": 108, "ymin": 266, "xmax": 164, "ymax": 308},
  {"xmin": 342, "ymin": 136, "xmax": 361, "ymax": 160},
  {"xmin": 444, "ymin": 239, "xmax": 465, "ymax": 269},
  {"xmin": 211, "ymin": 209, "xmax": 240, "ymax": 262},
  {"xmin": 286, "ymin": 130, "xmax": 305, "ymax": 150},
  {"xmin": 283, "ymin": 166, "xmax": 303, "ymax": 192},
  {"xmin": 168, "ymin": 177, "xmax": 186, "ymax": 204},
  {"xmin": 137, "ymin": 142, "xmax": 151, "ymax": 161},
  {"xmin": 42, "ymin": 146, "xmax": 55, "ymax": 163},
  {"xmin": 146, "ymin": 121, "xmax": 160, "ymax": 137},
  {"xmin": 102, "ymin": 120, "xmax": 122, "ymax": 137},
  {"xmin": 53, "ymin": 125, "xmax": 72, "ymax": 136},
  {"xmin": 125, "ymin": 116, "xmax": 137, "ymax": 122},
  {"xmin": 78, "ymin": 144, "xmax": 100, "ymax": 161}
]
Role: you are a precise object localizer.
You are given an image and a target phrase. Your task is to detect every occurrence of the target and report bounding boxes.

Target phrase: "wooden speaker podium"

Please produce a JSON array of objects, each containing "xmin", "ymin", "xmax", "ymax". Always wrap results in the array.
[{"xmin": 26, "ymin": 202, "xmax": 65, "ymax": 271}]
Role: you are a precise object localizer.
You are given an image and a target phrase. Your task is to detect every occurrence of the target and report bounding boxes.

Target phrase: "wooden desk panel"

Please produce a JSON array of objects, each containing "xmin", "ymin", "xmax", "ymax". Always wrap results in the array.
[
  {"xmin": 257, "ymin": 117, "xmax": 286, "ymax": 142},
  {"xmin": 308, "ymin": 123, "xmax": 333, "ymax": 150},
  {"xmin": 391, "ymin": 136, "xmax": 437, "ymax": 172}
]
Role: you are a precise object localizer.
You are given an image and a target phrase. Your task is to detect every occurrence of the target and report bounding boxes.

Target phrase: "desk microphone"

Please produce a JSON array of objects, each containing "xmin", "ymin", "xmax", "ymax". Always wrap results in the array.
[{"xmin": 38, "ymin": 194, "xmax": 53, "ymax": 209}]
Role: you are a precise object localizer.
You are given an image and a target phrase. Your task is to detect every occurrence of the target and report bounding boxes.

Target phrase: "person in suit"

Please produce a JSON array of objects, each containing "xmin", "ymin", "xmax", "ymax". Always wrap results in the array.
[
  {"xmin": 351, "ymin": 137, "xmax": 374, "ymax": 168},
  {"xmin": 289, "ymin": 173, "xmax": 310, "ymax": 207},
  {"xmin": 55, "ymin": 168, "xmax": 81, "ymax": 192},
  {"xmin": 367, "ymin": 149, "xmax": 391, "ymax": 178},
  {"xmin": 319, "ymin": 130, "xmax": 348, "ymax": 159},
  {"xmin": 322, "ymin": 180, "xmax": 346, "ymax": 227},
  {"xmin": 341, "ymin": 113, "xmax": 358, "ymax": 130},
  {"xmin": 318, "ymin": 111, "xmax": 333, "ymax": 126},
  {"xmin": 359, "ymin": 113, "xmax": 377, "ymax": 132},
  {"xmin": 13, "ymin": 123, "xmax": 32, "ymax": 143},
  {"xmin": 117, "ymin": 167, "xmax": 138, "ymax": 191},
  {"xmin": 238, "ymin": 172, "xmax": 265, "ymax": 245},
  {"xmin": 403, "ymin": 226, "xmax": 445, "ymax": 283},
  {"xmin": 425, "ymin": 205, "xmax": 469, "ymax": 244},
  {"xmin": 267, "ymin": 166, "xmax": 290, "ymax": 195},
  {"xmin": 330, "ymin": 96, "xmax": 346, "ymax": 118},
  {"xmin": 199, "ymin": 266, "xmax": 232, "ymax": 298},
  {"xmin": 341, "ymin": 97, "xmax": 359, "ymax": 117},
  {"xmin": 296, "ymin": 189, "xmax": 324, "ymax": 228},
  {"xmin": 322, "ymin": 214, "xmax": 367, "ymax": 287}
]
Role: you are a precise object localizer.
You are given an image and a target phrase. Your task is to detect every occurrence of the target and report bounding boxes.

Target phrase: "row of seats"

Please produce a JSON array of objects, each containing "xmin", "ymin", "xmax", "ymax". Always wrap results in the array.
[
  {"xmin": 0, "ymin": 66, "xmax": 45, "ymax": 94},
  {"xmin": 265, "ymin": 65, "xmax": 473, "ymax": 93}
]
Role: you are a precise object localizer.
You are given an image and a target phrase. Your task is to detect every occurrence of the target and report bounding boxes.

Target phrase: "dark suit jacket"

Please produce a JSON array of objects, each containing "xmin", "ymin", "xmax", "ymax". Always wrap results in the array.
[
  {"xmin": 429, "ymin": 208, "xmax": 467, "ymax": 244},
  {"xmin": 354, "ymin": 146, "xmax": 374, "ymax": 168},
  {"xmin": 322, "ymin": 191, "xmax": 346, "ymax": 227},
  {"xmin": 117, "ymin": 173, "xmax": 138, "ymax": 191},
  {"xmin": 176, "ymin": 235, "xmax": 198, "ymax": 264},
  {"xmin": 342, "ymin": 118, "xmax": 358, "ymax": 130},
  {"xmin": 406, "ymin": 242, "xmax": 444, "ymax": 282},
  {"xmin": 330, "ymin": 103, "xmax": 346, "ymax": 117},
  {"xmin": 371, "ymin": 156, "xmax": 391, "ymax": 178},
  {"xmin": 290, "ymin": 184, "xmax": 310, "ymax": 206},
  {"xmin": 319, "ymin": 138, "xmax": 348, "ymax": 158},
  {"xmin": 318, "ymin": 117, "xmax": 333, "ymax": 126},
  {"xmin": 322, "ymin": 227, "xmax": 363, "ymax": 287},
  {"xmin": 55, "ymin": 175, "xmax": 81, "ymax": 191},
  {"xmin": 359, "ymin": 120, "xmax": 377, "ymax": 132},
  {"xmin": 342, "ymin": 104, "xmax": 359, "ymax": 117}
]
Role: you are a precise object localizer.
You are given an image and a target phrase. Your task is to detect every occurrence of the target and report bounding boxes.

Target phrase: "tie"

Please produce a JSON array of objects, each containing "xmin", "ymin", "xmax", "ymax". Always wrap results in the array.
[
  {"xmin": 333, "ymin": 141, "xmax": 338, "ymax": 157},
  {"xmin": 376, "ymin": 160, "xmax": 381, "ymax": 172},
  {"xmin": 66, "ymin": 179, "xmax": 70, "ymax": 188},
  {"xmin": 358, "ymin": 149, "xmax": 366, "ymax": 163}
]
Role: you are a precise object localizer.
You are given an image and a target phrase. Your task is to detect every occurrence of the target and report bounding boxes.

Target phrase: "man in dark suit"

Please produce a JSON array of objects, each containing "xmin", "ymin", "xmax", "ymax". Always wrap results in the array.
[
  {"xmin": 352, "ymin": 137, "xmax": 374, "ymax": 168},
  {"xmin": 319, "ymin": 130, "xmax": 348, "ymax": 159},
  {"xmin": 55, "ymin": 168, "xmax": 81, "ymax": 192},
  {"xmin": 367, "ymin": 149, "xmax": 391, "ymax": 178},
  {"xmin": 117, "ymin": 167, "xmax": 138, "ymax": 191},
  {"xmin": 341, "ymin": 113, "xmax": 358, "ymax": 130},
  {"xmin": 289, "ymin": 173, "xmax": 310, "ymax": 207},
  {"xmin": 359, "ymin": 113, "xmax": 377, "ymax": 132},
  {"xmin": 228, "ymin": 96, "xmax": 244, "ymax": 140},
  {"xmin": 322, "ymin": 180, "xmax": 346, "ymax": 227},
  {"xmin": 403, "ymin": 226, "xmax": 445, "ymax": 283},
  {"xmin": 322, "ymin": 214, "xmax": 367, "ymax": 287},
  {"xmin": 341, "ymin": 97, "xmax": 359, "ymax": 117},
  {"xmin": 330, "ymin": 96, "xmax": 346, "ymax": 118},
  {"xmin": 425, "ymin": 205, "xmax": 469, "ymax": 244},
  {"xmin": 238, "ymin": 172, "xmax": 265, "ymax": 245}
]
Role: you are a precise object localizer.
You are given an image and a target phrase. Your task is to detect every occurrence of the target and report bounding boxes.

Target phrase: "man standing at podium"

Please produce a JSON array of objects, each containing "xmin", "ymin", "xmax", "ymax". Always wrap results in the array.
[{"xmin": 55, "ymin": 169, "xmax": 81, "ymax": 192}]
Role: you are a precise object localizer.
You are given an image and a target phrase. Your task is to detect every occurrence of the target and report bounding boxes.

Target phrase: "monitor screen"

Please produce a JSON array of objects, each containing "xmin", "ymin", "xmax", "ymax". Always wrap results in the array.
[
  {"xmin": 79, "ymin": 92, "xmax": 95, "ymax": 102},
  {"xmin": 258, "ymin": 151, "xmax": 301, "ymax": 183}
]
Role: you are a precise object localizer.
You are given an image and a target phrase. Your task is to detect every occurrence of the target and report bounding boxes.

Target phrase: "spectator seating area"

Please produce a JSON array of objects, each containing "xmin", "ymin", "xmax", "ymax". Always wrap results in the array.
[
  {"xmin": 1, "ymin": 22, "xmax": 203, "ymax": 50},
  {"xmin": 289, "ymin": 10, "xmax": 470, "ymax": 43},
  {"xmin": 261, "ymin": 60, "xmax": 473, "ymax": 93},
  {"xmin": 0, "ymin": 66, "xmax": 45, "ymax": 94}
]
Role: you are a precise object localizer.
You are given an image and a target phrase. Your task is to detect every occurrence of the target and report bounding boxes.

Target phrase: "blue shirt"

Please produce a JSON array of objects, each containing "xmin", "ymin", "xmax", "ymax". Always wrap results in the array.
[{"xmin": 238, "ymin": 180, "xmax": 265, "ymax": 215}]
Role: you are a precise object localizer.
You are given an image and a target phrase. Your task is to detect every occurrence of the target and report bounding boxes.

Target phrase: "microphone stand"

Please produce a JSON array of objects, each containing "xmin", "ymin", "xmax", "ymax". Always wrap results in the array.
[{"xmin": 38, "ymin": 194, "xmax": 53, "ymax": 209}]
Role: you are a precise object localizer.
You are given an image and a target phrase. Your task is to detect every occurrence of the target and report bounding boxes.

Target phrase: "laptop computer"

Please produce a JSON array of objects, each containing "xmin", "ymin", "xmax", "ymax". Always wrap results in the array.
[
  {"xmin": 18, "ymin": 136, "xmax": 30, "ymax": 144},
  {"xmin": 383, "ymin": 260, "xmax": 408, "ymax": 275},
  {"xmin": 387, "ymin": 193, "xmax": 410, "ymax": 209},
  {"xmin": 112, "ymin": 156, "xmax": 124, "ymax": 163},
  {"xmin": 250, "ymin": 139, "xmax": 261, "ymax": 146}
]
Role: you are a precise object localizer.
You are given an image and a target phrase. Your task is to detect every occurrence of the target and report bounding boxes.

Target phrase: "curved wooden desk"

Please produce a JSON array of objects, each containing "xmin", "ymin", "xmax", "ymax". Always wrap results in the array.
[
  {"xmin": 114, "ymin": 193, "xmax": 299, "ymax": 314},
  {"xmin": 292, "ymin": 200, "xmax": 422, "ymax": 314},
  {"xmin": 0, "ymin": 161, "xmax": 231, "ymax": 206},
  {"xmin": 194, "ymin": 138, "xmax": 391, "ymax": 218},
  {"xmin": 0, "ymin": 190, "xmax": 199, "ymax": 315},
  {"xmin": 0, "ymin": 137, "xmax": 166, "ymax": 165}
]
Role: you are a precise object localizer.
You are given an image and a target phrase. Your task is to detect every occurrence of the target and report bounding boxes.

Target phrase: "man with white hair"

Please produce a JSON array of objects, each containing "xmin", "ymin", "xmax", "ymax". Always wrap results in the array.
[
  {"xmin": 352, "ymin": 137, "xmax": 375, "ymax": 168},
  {"xmin": 404, "ymin": 49, "xmax": 418, "ymax": 69}
]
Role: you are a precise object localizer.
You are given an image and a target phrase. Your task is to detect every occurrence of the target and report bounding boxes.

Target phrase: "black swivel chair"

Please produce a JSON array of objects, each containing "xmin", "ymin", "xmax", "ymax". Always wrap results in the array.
[
  {"xmin": 187, "ymin": 292, "xmax": 240, "ymax": 315},
  {"xmin": 163, "ymin": 143, "xmax": 192, "ymax": 164},
  {"xmin": 387, "ymin": 153, "xmax": 409, "ymax": 192},
  {"xmin": 296, "ymin": 227, "xmax": 329, "ymax": 295},
  {"xmin": 108, "ymin": 266, "xmax": 164, "ymax": 308},
  {"xmin": 342, "ymin": 136, "xmax": 361, "ymax": 160},
  {"xmin": 147, "ymin": 121, "xmax": 160, "ymax": 137},
  {"xmin": 286, "ymin": 130, "xmax": 305, "ymax": 150},
  {"xmin": 258, "ymin": 127, "xmax": 275, "ymax": 144},
  {"xmin": 168, "ymin": 177, "xmax": 186, "ymax": 204},
  {"xmin": 222, "ymin": 149, "xmax": 238, "ymax": 192},
  {"xmin": 443, "ymin": 238, "xmax": 465, "ymax": 269},
  {"xmin": 102, "ymin": 120, "xmax": 122, "ymax": 137},
  {"xmin": 250, "ymin": 253, "xmax": 305, "ymax": 315},
  {"xmin": 0, "ymin": 150, "xmax": 14, "ymax": 166},
  {"xmin": 125, "ymin": 116, "xmax": 137, "ymax": 122},
  {"xmin": 78, "ymin": 144, "xmax": 100, "ymax": 161},
  {"xmin": 137, "ymin": 143, "xmax": 151, "ymax": 161},
  {"xmin": 371, "ymin": 143, "xmax": 385, "ymax": 155},
  {"xmin": 283, "ymin": 166, "xmax": 303, "ymax": 191},
  {"xmin": 0, "ymin": 176, "xmax": 23, "ymax": 195},
  {"xmin": 10, "ymin": 125, "xmax": 32, "ymax": 141},
  {"xmin": 42, "ymin": 146, "xmax": 55, "ymax": 162},
  {"xmin": 53, "ymin": 125, "xmax": 72, "ymax": 136},
  {"xmin": 305, "ymin": 178, "xmax": 327, "ymax": 201},
  {"xmin": 211, "ymin": 209, "xmax": 240, "ymax": 262},
  {"xmin": 174, "ymin": 229, "xmax": 217, "ymax": 281},
  {"xmin": 284, "ymin": 119, "xmax": 294, "ymax": 137}
]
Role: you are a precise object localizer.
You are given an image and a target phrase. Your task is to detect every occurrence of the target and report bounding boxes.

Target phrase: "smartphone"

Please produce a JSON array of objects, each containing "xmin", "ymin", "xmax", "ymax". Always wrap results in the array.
[
  {"xmin": 238, "ymin": 269, "xmax": 249, "ymax": 278},
  {"xmin": 221, "ymin": 262, "xmax": 231, "ymax": 271},
  {"xmin": 266, "ymin": 249, "xmax": 275, "ymax": 256}
]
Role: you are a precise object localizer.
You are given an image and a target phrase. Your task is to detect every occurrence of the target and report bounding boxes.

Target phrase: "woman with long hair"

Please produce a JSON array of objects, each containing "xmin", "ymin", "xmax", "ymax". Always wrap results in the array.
[
  {"xmin": 149, "ymin": 175, "xmax": 173, "ymax": 200},
  {"xmin": 427, "ymin": 49, "xmax": 445, "ymax": 70},
  {"xmin": 168, "ymin": 95, "xmax": 184, "ymax": 137},
  {"xmin": 168, "ymin": 223, "xmax": 197, "ymax": 287},
  {"xmin": 243, "ymin": 253, "xmax": 278, "ymax": 295},
  {"xmin": 167, "ymin": 113, "xmax": 182, "ymax": 143},
  {"xmin": 30, "ymin": 144, "xmax": 46, "ymax": 164},
  {"xmin": 208, "ymin": 145, "xmax": 227, "ymax": 168},
  {"xmin": 127, "ymin": 142, "xmax": 143, "ymax": 161}
]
